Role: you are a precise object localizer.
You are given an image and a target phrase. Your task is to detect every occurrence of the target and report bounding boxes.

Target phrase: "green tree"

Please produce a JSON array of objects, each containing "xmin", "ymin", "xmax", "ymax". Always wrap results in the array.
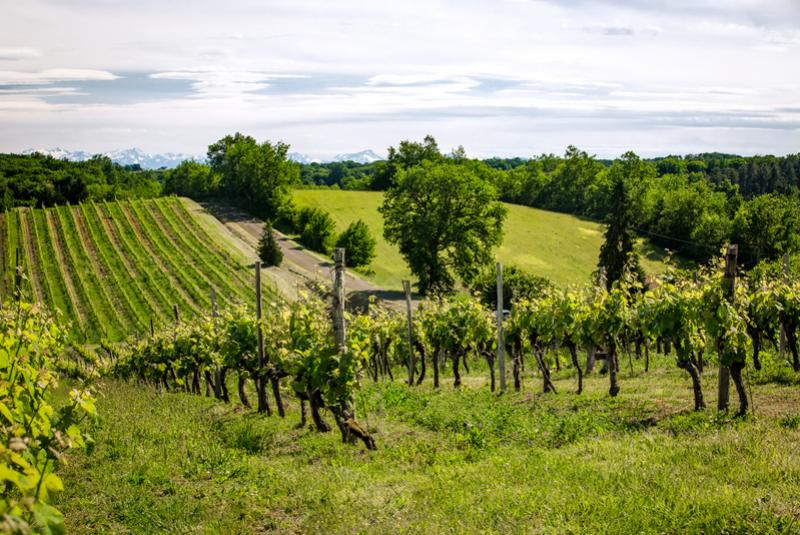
[
  {"xmin": 370, "ymin": 135, "xmax": 443, "ymax": 190},
  {"xmin": 163, "ymin": 160, "xmax": 219, "ymax": 198},
  {"xmin": 258, "ymin": 221, "xmax": 283, "ymax": 267},
  {"xmin": 597, "ymin": 152, "xmax": 645, "ymax": 289},
  {"xmin": 335, "ymin": 220, "xmax": 376, "ymax": 268},
  {"xmin": 207, "ymin": 133, "xmax": 298, "ymax": 219},
  {"xmin": 380, "ymin": 161, "xmax": 506, "ymax": 295},
  {"xmin": 732, "ymin": 194, "xmax": 800, "ymax": 264},
  {"xmin": 295, "ymin": 207, "xmax": 336, "ymax": 253},
  {"xmin": 471, "ymin": 264, "xmax": 552, "ymax": 309}
]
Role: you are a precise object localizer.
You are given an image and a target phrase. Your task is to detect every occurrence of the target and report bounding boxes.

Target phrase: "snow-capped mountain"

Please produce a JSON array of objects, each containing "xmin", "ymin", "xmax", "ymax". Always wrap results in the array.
[
  {"xmin": 22, "ymin": 147, "xmax": 384, "ymax": 168},
  {"xmin": 22, "ymin": 148, "xmax": 199, "ymax": 169},
  {"xmin": 332, "ymin": 150, "xmax": 383, "ymax": 164},
  {"xmin": 288, "ymin": 149, "xmax": 384, "ymax": 165},
  {"xmin": 287, "ymin": 152, "xmax": 321, "ymax": 164}
]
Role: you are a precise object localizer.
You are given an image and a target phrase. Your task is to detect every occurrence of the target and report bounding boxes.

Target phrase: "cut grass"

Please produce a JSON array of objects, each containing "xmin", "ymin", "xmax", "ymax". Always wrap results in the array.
[
  {"xmin": 55, "ymin": 354, "xmax": 800, "ymax": 534},
  {"xmin": 293, "ymin": 189, "xmax": 674, "ymax": 290}
]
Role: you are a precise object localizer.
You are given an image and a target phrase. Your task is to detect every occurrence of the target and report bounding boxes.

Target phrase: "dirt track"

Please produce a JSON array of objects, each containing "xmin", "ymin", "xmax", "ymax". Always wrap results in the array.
[{"xmin": 191, "ymin": 201, "xmax": 409, "ymax": 310}]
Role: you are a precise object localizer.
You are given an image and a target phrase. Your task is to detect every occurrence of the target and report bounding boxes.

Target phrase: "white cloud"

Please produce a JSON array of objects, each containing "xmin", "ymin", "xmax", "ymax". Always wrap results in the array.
[
  {"xmin": 0, "ymin": 68, "xmax": 118, "ymax": 85},
  {"xmin": 0, "ymin": 47, "xmax": 41, "ymax": 61},
  {"xmin": 0, "ymin": 0, "xmax": 798, "ymax": 156}
]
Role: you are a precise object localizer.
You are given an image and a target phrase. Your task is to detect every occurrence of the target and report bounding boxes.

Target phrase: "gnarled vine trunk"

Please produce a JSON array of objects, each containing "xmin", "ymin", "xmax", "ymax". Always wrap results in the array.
[
  {"xmin": 608, "ymin": 343, "xmax": 619, "ymax": 397},
  {"xmin": 729, "ymin": 360, "xmax": 748, "ymax": 416},
  {"xmin": 674, "ymin": 341, "xmax": 705, "ymax": 411},
  {"xmin": 415, "ymin": 341, "xmax": 427, "ymax": 386},
  {"xmin": 565, "ymin": 339, "xmax": 583, "ymax": 394}
]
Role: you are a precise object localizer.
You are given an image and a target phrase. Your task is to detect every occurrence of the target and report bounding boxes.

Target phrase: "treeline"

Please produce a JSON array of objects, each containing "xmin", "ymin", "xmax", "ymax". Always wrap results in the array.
[
  {"xmin": 0, "ymin": 153, "xmax": 162, "ymax": 210},
  {"xmin": 321, "ymin": 138, "xmax": 799, "ymax": 266},
  {"xmin": 297, "ymin": 147, "xmax": 800, "ymax": 201},
  {"xmin": 163, "ymin": 134, "xmax": 800, "ymax": 268}
]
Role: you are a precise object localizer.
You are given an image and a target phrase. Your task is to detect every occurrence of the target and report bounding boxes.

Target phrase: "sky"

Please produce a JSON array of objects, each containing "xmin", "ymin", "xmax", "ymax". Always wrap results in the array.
[{"xmin": 1, "ymin": 0, "xmax": 799, "ymax": 159}]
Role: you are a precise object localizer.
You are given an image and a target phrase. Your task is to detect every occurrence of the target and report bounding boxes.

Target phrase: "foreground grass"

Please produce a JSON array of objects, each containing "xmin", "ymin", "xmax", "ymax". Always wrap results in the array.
[
  {"xmin": 292, "ymin": 189, "xmax": 671, "ymax": 289},
  {"xmin": 56, "ymin": 356, "xmax": 800, "ymax": 534}
]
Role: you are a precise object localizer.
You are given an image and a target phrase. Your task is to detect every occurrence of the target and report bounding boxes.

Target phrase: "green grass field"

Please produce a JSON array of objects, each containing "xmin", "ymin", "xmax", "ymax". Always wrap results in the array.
[
  {"xmin": 54, "ymin": 353, "xmax": 800, "ymax": 533},
  {"xmin": 293, "ymin": 189, "xmax": 672, "ymax": 290},
  {"xmin": 1, "ymin": 197, "xmax": 271, "ymax": 342}
]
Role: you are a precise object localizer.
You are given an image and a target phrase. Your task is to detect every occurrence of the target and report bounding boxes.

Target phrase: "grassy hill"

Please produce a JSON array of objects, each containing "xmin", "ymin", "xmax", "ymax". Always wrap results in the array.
[
  {"xmin": 293, "ymin": 189, "xmax": 671, "ymax": 289},
  {"xmin": 0, "ymin": 197, "xmax": 270, "ymax": 342}
]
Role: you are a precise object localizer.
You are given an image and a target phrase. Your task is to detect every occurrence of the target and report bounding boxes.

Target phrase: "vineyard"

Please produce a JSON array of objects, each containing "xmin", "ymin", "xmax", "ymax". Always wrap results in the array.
[
  {"xmin": 44, "ymin": 249, "xmax": 800, "ymax": 532},
  {"xmin": 0, "ymin": 197, "xmax": 272, "ymax": 342},
  {"xmin": 4, "ymin": 201, "xmax": 800, "ymax": 532}
]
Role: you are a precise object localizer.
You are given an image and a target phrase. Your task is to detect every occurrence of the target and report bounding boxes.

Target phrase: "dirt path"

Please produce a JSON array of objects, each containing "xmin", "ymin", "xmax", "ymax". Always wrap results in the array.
[{"xmin": 195, "ymin": 202, "xmax": 409, "ymax": 310}]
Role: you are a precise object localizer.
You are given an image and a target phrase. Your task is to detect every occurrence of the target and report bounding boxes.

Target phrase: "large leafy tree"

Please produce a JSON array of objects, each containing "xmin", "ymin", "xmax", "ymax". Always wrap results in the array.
[
  {"xmin": 207, "ymin": 133, "xmax": 298, "ymax": 219},
  {"xmin": 380, "ymin": 161, "xmax": 506, "ymax": 295},
  {"xmin": 370, "ymin": 135, "xmax": 443, "ymax": 190},
  {"xmin": 732, "ymin": 194, "xmax": 800, "ymax": 264}
]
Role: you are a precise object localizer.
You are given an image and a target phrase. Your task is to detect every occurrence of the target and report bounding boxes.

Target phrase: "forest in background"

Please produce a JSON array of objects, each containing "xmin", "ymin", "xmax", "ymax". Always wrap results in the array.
[{"xmin": 4, "ymin": 136, "xmax": 800, "ymax": 268}]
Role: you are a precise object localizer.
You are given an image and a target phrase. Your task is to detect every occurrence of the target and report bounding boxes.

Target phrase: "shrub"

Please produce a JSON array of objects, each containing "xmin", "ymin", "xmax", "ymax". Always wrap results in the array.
[
  {"xmin": 258, "ymin": 221, "xmax": 283, "ymax": 267},
  {"xmin": 471, "ymin": 264, "xmax": 552, "ymax": 309},
  {"xmin": 295, "ymin": 206, "xmax": 336, "ymax": 253},
  {"xmin": 335, "ymin": 220, "xmax": 376, "ymax": 268}
]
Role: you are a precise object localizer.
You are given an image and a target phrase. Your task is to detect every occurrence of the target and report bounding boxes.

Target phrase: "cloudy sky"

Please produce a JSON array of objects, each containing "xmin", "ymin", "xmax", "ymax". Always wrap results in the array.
[{"xmin": 1, "ymin": 0, "xmax": 799, "ymax": 159}]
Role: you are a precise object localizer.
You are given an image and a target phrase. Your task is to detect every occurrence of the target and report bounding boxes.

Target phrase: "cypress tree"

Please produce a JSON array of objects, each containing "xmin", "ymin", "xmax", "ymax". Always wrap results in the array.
[{"xmin": 258, "ymin": 221, "xmax": 283, "ymax": 267}]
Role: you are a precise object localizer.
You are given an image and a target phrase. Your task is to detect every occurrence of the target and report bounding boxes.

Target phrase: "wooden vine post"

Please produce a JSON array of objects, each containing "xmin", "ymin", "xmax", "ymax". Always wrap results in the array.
[
  {"xmin": 403, "ymin": 280, "xmax": 415, "ymax": 385},
  {"xmin": 780, "ymin": 253, "xmax": 789, "ymax": 358},
  {"xmin": 254, "ymin": 261, "xmax": 273, "ymax": 415},
  {"xmin": 717, "ymin": 244, "xmax": 737, "ymax": 411},
  {"xmin": 496, "ymin": 262, "xmax": 506, "ymax": 392},
  {"xmin": 14, "ymin": 246, "xmax": 22, "ymax": 302},
  {"xmin": 332, "ymin": 249, "xmax": 347, "ymax": 350}
]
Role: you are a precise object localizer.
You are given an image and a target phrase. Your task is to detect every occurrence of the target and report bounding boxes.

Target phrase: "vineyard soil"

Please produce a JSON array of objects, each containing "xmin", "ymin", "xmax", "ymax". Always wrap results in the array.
[{"xmin": 55, "ymin": 356, "xmax": 800, "ymax": 533}]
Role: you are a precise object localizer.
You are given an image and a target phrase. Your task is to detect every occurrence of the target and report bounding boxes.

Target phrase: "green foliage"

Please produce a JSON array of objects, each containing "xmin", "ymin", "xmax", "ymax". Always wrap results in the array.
[
  {"xmin": 732, "ymin": 194, "xmax": 800, "ymax": 265},
  {"xmin": 207, "ymin": 133, "xmax": 298, "ymax": 220},
  {"xmin": 258, "ymin": 221, "xmax": 283, "ymax": 267},
  {"xmin": 380, "ymin": 161, "xmax": 507, "ymax": 295},
  {"xmin": 0, "ymin": 300, "xmax": 96, "ymax": 534},
  {"xmin": 0, "ymin": 153, "xmax": 162, "ymax": 209},
  {"xmin": 370, "ymin": 135, "xmax": 443, "ymax": 190},
  {"xmin": 293, "ymin": 207, "xmax": 336, "ymax": 254},
  {"xmin": 334, "ymin": 220, "xmax": 375, "ymax": 268},
  {"xmin": 472, "ymin": 264, "xmax": 552, "ymax": 309},
  {"xmin": 163, "ymin": 161, "xmax": 219, "ymax": 199},
  {"xmin": 597, "ymin": 152, "xmax": 646, "ymax": 289}
]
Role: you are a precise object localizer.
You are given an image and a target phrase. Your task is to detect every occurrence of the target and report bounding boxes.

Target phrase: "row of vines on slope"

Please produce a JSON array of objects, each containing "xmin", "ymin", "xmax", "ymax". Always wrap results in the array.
[{"xmin": 0, "ymin": 199, "xmax": 272, "ymax": 344}]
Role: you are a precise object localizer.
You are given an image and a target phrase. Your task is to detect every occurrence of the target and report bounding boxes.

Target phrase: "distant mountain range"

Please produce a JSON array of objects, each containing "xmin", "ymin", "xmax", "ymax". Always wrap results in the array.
[
  {"xmin": 21, "ymin": 148, "xmax": 200, "ymax": 170},
  {"xmin": 21, "ymin": 147, "xmax": 385, "ymax": 168},
  {"xmin": 288, "ymin": 149, "xmax": 384, "ymax": 165}
]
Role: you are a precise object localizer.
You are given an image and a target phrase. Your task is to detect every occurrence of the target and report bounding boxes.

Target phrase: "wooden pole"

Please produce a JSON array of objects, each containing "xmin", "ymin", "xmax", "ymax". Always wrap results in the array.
[
  {"xmin": 717, "ymin": 244, "xmax": 737, "ymax": 411},
  {"xmin": 14, "ymin": 246, "xmax": 22, "ymax": 301},
  {"xmin": 332, "ymin": 248, "xmax": 346, "ymax": 352},
  {"xmin": 780, "ymin": 253, "xmax": 789, "ymax": 358},
  {"xmin": 256, "ymin": 262, "xmax": 264, "ymax": 367},
  {"xmin": 149, "ymin": 317, "xmax": 155, "ymax": 338},
  {"xmin": 255, "ymin": 261, "xmax": 271, "ymax": 415},
  {"xmin": 496, "ymin": 262, "xmax": 506, "ymax": 392},
  {"xmin": 173, "ymin": 304, "xmax": 180, "ymax": 324},
  {"xmin": 403, "ymin": 280, "xmax": 414, "ymax": 385}
]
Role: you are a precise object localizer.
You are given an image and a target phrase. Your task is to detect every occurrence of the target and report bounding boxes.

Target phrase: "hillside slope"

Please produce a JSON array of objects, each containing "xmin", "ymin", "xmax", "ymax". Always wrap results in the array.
[
  {"xmin": 1, "ymin": 197, "xmax": 273, "ymax": 342},
  {"xmin": 293, "ymin": 190, "xmax": 670, "ymax": 289}
]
